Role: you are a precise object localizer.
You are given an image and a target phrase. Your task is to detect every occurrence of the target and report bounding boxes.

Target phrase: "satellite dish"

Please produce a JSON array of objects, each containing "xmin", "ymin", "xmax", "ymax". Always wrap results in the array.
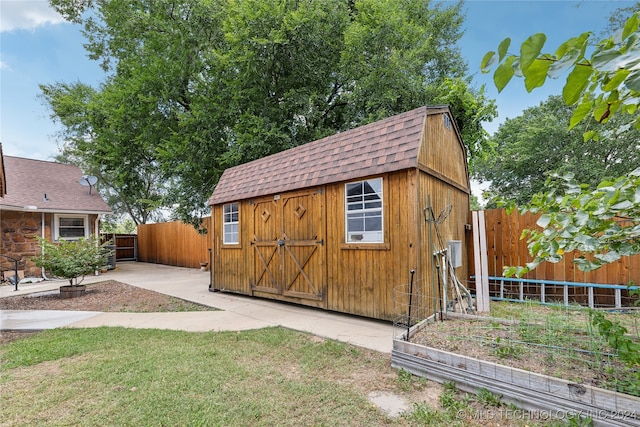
[{"xmin": 79, "ymin": 175, "xmax": 98, "ymax": 194}]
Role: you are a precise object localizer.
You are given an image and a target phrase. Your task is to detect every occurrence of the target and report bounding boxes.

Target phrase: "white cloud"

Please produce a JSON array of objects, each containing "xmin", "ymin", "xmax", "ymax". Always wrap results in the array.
[
  {"xmin": 0, "ymin": 60, "xmax": 10, "ymax": 70},
  {"xmin": 1, "ymin": 1, "xmax": 66, "ymax": 32}
]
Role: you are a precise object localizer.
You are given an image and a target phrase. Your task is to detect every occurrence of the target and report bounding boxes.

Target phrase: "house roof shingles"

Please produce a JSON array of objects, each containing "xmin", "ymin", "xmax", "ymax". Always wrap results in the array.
[
  {"xmin": 0, "ymin": 144, "xmax": 6, "ymax": 198},
  {"xmin": 210, "ymin": 106, "xmax": 440, "ymax": 205},
  {"xmin": 0, "ymin": 156, "xmax": 111, "ymax": 214}
]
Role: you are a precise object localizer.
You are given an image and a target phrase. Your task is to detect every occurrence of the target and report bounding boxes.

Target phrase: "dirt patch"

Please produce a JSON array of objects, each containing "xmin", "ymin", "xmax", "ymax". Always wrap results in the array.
[
  {"xmin": 410, "ymin": 306, "xmax": 639, "ymax": 394},
  {"xmin": 0, "ymin": 280, "xmax": 211, "ymax": 313},
  {"xmin": 0, "ymin": 280, "xmax": 213, "ymax": 344}
]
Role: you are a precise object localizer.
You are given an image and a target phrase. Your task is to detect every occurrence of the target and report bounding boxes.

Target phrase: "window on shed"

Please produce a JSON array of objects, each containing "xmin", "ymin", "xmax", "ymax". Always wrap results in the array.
[
  {"xmin": 54, "ymin": 214, "xmax": 89, "ymax": 240},
  {"xmin": 345, "ymin": 178, "xmax": 383, "ymax": 243},
  {"xmin": 223, "ymin": 203, "xmax": 239, "ymax": 244},
  {"xmin": 444, "ymin": 113, "xmax": 452, "ymax": 130}
]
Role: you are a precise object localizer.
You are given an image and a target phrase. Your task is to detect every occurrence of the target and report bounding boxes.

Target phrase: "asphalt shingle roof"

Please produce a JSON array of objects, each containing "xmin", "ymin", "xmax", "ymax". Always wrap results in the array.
[
  {"xmin": 210, "ymin": 106, "xmax": 439, "ymax": 205},
  {"xmin": 0, "ymin": 156, "xmax": 111, "ymax": 214},
  {"xmin": 0, "ymin": 144, "xmax": 6, "ymax": 198}
]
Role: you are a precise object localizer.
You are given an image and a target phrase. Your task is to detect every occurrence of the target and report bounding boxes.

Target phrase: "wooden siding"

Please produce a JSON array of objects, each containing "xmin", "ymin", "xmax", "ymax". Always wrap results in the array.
[
  {"xmin": 326, "ymin": 172, "xmax": 417, "ymax": 320},
  {"xmin": 137, "ymin": 219, "xmax": 211, "ymax": 268},
  {"xmin": 417, "ymin": 112, "xmax": 469, "ymax": 193},
  {"xmin": 474, "ymin": 208, "xmax": 640, "ymax": 285},
  {"xmin": 211, "ymin": 203, "xmax": 251, "ymax": 294},
  {"xmin": 417, "ymin": 172, "xmax": 470, "ymax": 317}
]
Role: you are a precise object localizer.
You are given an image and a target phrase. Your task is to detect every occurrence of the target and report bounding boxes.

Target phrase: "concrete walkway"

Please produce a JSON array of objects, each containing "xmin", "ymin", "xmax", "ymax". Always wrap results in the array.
[{"xmin": 1, "ymin": 262, "xmax": 395, "ymax": 353}]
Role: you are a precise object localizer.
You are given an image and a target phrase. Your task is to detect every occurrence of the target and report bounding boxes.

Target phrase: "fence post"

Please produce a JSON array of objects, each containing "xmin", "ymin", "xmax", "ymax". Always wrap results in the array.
[
  {"xmin": 472, "ymin": 211, "xmax": 490, "ymax": 312},
  {"xmin": 519, "ymin": 281, "xmax": 523, "ymax": 302}
]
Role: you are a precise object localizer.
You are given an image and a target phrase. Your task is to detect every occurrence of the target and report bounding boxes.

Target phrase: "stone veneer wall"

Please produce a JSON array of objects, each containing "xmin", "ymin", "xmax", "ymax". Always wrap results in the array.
[{"xmin": 0, "ymin": 211, "xmax": 47, "ymax": 277}]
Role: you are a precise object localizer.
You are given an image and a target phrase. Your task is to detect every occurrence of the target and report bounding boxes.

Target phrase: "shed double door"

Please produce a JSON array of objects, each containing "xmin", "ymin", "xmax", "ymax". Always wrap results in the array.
[{"xmin": 251, "ymin": 188, "xmax": 326, "ymax": 302}]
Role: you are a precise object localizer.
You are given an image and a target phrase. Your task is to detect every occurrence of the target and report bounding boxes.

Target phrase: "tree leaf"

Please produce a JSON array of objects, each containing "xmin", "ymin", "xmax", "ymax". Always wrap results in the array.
[
  {"xmin": 519, "ymin": 33, "xmax": 546, "ymax": 73},
  {"xmin": 537, "ymin": 213, "xmax": 552, "ymax": 228},
  {"xmin": 481, "ymin": 51, "xmax": 497, "ymax": 73},
  {"xmin": 498, "ymin": 38, "xmax": 510, "ymax": 61},
  {"xmin": 583, "ymin": 130, "xmax": 596, "ymax": 142},
  {"xmin": 594, "ymin": 250, "xmax": 621, "ymax": 263},
  {"xmin": 494, "ymin": 56, "xmax": 516, "ymax": 92},
  {"xmin": 611, "ymin": 200, "xmax": 633, "ymax": 210},
  {"xmin": 592, "ymin": 48, "xmax": 623, "ymax": 72},
  {"xmin": 524, "ymin": 58, "xmax": 551, "ymax": 91},
  {"xmin": 625, "ymin": 70, "xmax": 640, "ymax": 91},
  {"xmin": 548, "ymin": 48, "xmax": 580, "ymax": 78},
  {"xmin": 622, "ymin": 13, "xmax": 640, "ymax": 42},
  {"xmin": 563, "ymin": 64, "xmax": 593, "ymax": 104},
  {"xmin": 569, "ymin": 99, "xmax": 593, "ymax": 129},
  {"xmin": 503, "ymin": 266, "xmax": 517, "ymax": 277},
  {"xmin": 602, "ymin": 69, "xmax": 630, "ymax": 91},
  {"xmin": 554, "ymin": 32, "xmax": 590, "ymax": 57}
]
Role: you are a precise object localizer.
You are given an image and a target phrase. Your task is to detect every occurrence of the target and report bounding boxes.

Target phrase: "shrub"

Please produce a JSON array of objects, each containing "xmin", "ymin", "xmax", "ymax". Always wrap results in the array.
[{"xmin": 32, "ymin": 237, "xmax": 111, "ymax": 286}]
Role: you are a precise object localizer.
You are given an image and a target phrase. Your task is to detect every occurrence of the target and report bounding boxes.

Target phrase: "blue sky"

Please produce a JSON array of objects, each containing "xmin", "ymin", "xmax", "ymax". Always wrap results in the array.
[{"xmin": 0, "ymin": 0, "xmax": 635, "ymax": 161}]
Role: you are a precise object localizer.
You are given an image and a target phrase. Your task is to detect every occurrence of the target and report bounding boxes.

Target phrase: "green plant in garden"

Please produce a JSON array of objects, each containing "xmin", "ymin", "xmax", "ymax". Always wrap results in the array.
[
  {"xmin": 32, "ymin": 237, "xmax": 111, "ymax": 286},
  {"xmin": 494, "ymin": 336, "xmax": 523, "ymax": 359},
  {"xmin": 589, "ymin": 309, "xmax": 640, "ymax": 396}
]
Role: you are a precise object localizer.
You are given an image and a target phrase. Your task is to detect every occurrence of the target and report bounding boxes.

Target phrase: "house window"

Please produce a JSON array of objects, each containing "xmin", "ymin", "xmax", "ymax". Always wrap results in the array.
[
  {"xmin": 223, "ymin": 203, "xmax": 239, "ymax": 244},
  {"xmin": 54, "ymin": 214, "xmax": 89, "ymax": 240},
  {"xmin": 345, "ymin": 178, "xmax": 383, "ymax": 243}
]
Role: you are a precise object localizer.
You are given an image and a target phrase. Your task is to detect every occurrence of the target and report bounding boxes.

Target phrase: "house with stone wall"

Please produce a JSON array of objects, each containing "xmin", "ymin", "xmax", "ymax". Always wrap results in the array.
[{"xmin": 0, "ymin": 155, "xmax": 111, "ymax": 278}]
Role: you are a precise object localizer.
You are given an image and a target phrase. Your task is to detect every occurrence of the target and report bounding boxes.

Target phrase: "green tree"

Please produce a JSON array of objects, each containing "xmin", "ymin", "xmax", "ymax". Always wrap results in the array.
[
  {"xmin": 481, "ymin": 11, "xmax": 640, "ymax": 275},
  {"xmin": 40, "ymin": 82, "xmax": 166, "ymax": 225},
  {"xmin": 44, "ymin": 0, "xmax": 496, "ymax": 228},
  {"xmin": 475, "ymin": 95, "xmax": 640, "ymax": 205}
]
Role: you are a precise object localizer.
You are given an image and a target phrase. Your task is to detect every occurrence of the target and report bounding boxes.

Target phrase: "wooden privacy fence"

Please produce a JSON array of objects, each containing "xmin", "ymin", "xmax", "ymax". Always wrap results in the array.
[
  {"xmin": 137, "ymin": 218, "xmax": 211, "ymax": 269},
  {"xmin": 471, "ymin": 208, "xmax": 640, "ymax": 307}
]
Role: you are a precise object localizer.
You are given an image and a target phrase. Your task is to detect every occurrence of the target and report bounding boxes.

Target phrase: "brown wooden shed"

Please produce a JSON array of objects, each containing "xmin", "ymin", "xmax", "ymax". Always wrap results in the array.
[{"xmin": 208, "ymin": 106, "xmax": 470, "ymax": 321}]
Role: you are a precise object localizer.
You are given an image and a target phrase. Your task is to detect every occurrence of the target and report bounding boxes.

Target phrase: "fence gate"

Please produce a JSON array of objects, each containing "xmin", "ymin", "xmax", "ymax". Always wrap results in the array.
[{"xmin": 101, "ymin": 234, "xmax": 138, "ymax": 262}]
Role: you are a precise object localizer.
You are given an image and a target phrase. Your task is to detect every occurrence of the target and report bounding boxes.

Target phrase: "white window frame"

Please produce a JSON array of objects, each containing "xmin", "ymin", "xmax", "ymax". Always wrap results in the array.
[
  {"xmin": 345, "ymin": 177, "xmax": 384, "ymax": 243},
  {"xmin": 54, "ymin": 214, "xmax": 90, "ymax": 241},
  {"xmin": 222, "ymin": 203, "xmax": 239, "ymax": 244}
]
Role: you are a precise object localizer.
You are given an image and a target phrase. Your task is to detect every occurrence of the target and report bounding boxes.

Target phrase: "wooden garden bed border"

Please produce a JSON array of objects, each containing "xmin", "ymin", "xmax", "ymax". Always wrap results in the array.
[{"xmin": 391, "ymin": 317, "xmax": 640, "ymax": 427}]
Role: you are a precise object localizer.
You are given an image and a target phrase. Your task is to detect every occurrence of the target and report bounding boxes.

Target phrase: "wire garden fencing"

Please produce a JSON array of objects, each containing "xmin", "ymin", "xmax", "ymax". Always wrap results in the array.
[{"xmin": 394, "ymin": 277, "xmax": 640, "ymax": 398}]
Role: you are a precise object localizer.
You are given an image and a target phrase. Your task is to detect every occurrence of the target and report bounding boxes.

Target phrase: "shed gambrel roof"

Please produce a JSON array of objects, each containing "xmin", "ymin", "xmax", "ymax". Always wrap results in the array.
[
  {"xmin": 0, "ymin": 156, "xmax": 111, "ymax": 214},
  {"xmin": 209, "ymin": 106, "xmax": 461, "ymax": 205}
]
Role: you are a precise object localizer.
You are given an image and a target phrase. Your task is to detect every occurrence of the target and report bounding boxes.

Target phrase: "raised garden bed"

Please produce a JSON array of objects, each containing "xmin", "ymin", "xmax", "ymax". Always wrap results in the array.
[{"xmin": 392, "ymin": 310, "xmax": 640, "ymax": 427}]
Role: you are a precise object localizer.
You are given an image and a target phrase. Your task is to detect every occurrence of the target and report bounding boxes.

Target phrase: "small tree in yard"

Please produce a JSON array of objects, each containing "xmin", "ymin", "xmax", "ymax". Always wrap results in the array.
[{"xmin": 33, "ymin": 237, "xmax": 111, "ymax": 286}]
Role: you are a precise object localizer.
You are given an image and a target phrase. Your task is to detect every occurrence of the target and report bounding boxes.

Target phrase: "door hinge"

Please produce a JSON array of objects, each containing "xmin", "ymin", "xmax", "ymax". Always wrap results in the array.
[{"xmin": 316, "ymin": 239, "xmax": 324, "ymax": 245}]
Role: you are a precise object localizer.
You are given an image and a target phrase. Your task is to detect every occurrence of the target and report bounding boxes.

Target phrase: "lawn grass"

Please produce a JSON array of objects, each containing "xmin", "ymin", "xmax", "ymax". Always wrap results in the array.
[
  {"xmin": 1, "ymin": 327, "xmax": 403, "ymax": 426},
  {"xmin": 1, "ymin": 327, "xmax": 580, "ymax": 426}
]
